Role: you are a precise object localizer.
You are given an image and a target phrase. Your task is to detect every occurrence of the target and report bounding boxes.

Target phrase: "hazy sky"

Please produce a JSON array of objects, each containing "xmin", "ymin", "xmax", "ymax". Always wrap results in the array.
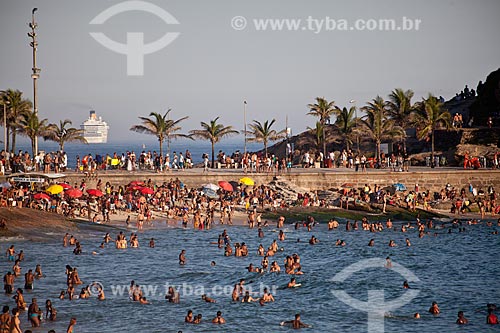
[{"xmin": 1, "ymin": 0, "xmax": 499, "ymax": 142}]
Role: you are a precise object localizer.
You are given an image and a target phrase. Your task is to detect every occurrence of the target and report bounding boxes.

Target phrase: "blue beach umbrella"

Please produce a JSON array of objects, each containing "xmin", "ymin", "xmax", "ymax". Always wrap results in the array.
[
  {"xmin": 202, "ymin": 188, "xmax": 218, "ymax": 199},
  {"xmin": 393, "ymin": 183, "xmax": 407, "ymax": 191}
]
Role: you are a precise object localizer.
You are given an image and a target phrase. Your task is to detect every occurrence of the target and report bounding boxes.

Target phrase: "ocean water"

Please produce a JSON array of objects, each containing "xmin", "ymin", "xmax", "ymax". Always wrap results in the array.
[
  {"xmin": 1, "ymin": 220, "xmax": 499, "ymax": 333},
  {"xmin": 12, "ymin": 140, "xmax": 264, "ymax": 169}
]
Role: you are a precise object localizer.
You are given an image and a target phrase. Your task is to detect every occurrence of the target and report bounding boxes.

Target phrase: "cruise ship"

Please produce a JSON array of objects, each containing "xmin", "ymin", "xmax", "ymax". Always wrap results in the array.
[{"xmin": 81, "ymin": 110, "xmax": 109, "ymax": 144}]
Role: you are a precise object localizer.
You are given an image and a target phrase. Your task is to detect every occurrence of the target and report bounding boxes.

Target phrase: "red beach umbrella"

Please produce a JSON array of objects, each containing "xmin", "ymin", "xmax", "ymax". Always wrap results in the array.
[
  {"xmin": 87, "ymin": 188, "xmax": 104, "ymax": 197},
  {"xmin": 218, "ymin": 181, "xmax": 233, "ymax": 192},
  {"xmin": 34, "ymin": 192, "xmax": 51, "ymax": 200},
  {"xmin": 66, "ymin": 188, "xmax": 83, "ymax": 198},
  {"xmin": 59, "ymin": 183, "xmax": 72, "ymax": 190},
  {"xmin": 140, "ymin": 187, "xmax": 155, "ymax": 195},
  {"xmin": 128, "ymin": 185, "xmax": 143, "ymax": 191}
]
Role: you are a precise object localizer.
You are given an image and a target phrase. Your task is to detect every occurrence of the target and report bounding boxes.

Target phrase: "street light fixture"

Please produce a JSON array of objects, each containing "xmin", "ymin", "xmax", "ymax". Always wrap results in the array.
[{"xmin": 28, "ymin": 7, "xmax": 41, "ymax": 156}]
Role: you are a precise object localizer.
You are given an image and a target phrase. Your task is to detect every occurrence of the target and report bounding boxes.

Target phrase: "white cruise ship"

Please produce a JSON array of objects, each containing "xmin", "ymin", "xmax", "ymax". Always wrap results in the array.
[{"xmin": 81, "ymin": 110, "xmax": 109, "ymax": 143}]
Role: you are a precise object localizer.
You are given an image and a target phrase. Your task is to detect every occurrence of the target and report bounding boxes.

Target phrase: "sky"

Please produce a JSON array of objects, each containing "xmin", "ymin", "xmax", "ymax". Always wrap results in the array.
[{"xmin": 1, "ymin": 0, "xmax": 499, "ymax": 143}]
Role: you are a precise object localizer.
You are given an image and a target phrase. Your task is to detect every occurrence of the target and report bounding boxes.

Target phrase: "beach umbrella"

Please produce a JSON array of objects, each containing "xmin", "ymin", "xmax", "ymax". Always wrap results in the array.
[
  {"xmin": 65, "ymin": 188, "xmax": 83, "ymax": 198},
  {"xmin": 218, "ymin": 181, "xmax": 233, "ymax": 192},
  {"xmin": 46, "ymin": 184, "xmax": 64, "ymax": 195},
  {"xmin": 140, "ymin": 187, "xmax": 155, "ymax": 195},
  {"xmin": 129, "ymin": 181, "xmax": 145, "ymax": 186},
  {"xmin": 203, "ymin": 183, "xmax": 220, "ymax": 191},
  {"xmin": 87, "ymin": 188, "xmax": 104, "ymax": 197},
  {"xmin": 239, "ymin": 177, "xmax": 255, "ymax": 186},
  {"xmin": 127, "ymin": 185, "xmax": 143, "ymax": 191},
  {"xmin": 34, "ymin": 192, "xmax": 51, "ymax": 200},
  {"xmin": 229, "ymin": 181, "xmax": 239, "ymax": 190},
  {"xmin": 0, "ymin": 182, "xmax": 11, "ymax": 189},
  {"xmin": 59, "ymin": 183, "xmax": 72, "ymax": 190},
  {"xmin": 202, "ymin": 188, "xmax": 218, "ymax": 199},
  {"xmin": 393, "ymin": 183, "xmax": 407, "ymax": 191},
  {"xmin": 111, "ymin": 158, "xmax": 120, "ymax": 166}
]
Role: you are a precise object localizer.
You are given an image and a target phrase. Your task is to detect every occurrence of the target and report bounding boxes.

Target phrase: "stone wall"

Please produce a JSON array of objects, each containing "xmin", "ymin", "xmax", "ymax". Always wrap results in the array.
[{"xmin": 62, "ymin": 169, "xmax": 500, "ymax": 193}]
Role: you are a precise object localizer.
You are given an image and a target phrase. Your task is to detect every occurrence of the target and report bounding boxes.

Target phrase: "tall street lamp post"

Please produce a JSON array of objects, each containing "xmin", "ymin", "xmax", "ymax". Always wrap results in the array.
[
  {"xmin": 243, "ymin": 100, "xmax": 247, "ymax": 156},
  {"xmin": 28, "ymin": 8, "xmax": 41, "ymax": 156}
]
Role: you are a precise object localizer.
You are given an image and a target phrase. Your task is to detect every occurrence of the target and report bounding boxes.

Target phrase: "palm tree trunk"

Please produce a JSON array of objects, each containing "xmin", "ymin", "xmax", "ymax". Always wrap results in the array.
[
  {"xmin": 322, "ymin": 124, "xmax": 326, "ymax": 162},
  {"xmin": 264, "ymin": 140, "xmax": 268, "ymax": 158},
  {"xmin": 211, "ymin": 141, "xmax": 215, "ymax": 169},
  {"xmin": 60, "ymin": 142, "xmax": 64, "ymax": 151},
  {"xmin": 6, "ymin": 127, "xmax": 10, "ymax": 152},
  {"xmin": 30, "ymin": 136, "xmax": 36, "ymax": 158},
  {"xmin": 11, "ymin": 129, "xmax": 17, "ymax": 153},
  {"xmin": 431, "ymin": 129, "xmax": 435, "ymax": 167},
  {"xmin": 159, "ymin": 139, "xmax": 163, "ymax": 158},
  {"xmin": 376, "ymin": 140, "xmax": 381, "ymax": 161}
]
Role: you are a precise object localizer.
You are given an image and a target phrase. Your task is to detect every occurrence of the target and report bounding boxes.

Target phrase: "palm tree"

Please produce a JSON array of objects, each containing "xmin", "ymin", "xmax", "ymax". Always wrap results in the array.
[
  {"xmin": 130, "ymin": 110, "xmax": 190, "ymax": 157},
  {"xmin": 307, "ymin": 97, "xmax": 336, "ymax": 157},
  {"xmin": 17, "ymin": 109, "xmax": 51, "ymax": 157},
  {"xmin": 334, "ymin": 106, "xmax": 356, "ymax": 151},
  {"xmin": 360, "ymin": 96, "xmax": 404, "ymax": 160},
  {"xmin": 0, "ymin": 89, "xmax": 32, "ymax": 152},
  {"xmin": 413, "ymin": 94, "xmax": 452, "ymax": 165},
  {"xmin": 189, "ymin": 117, "xmax": 239, "ymax": 168},
  {"xmin": 306, "ymin": 122, "xmax": 324, "ymax": 150},
  {"xmin": 247, "ymin": 119, "xmax": 285, "ymax": 157},
  {"xmin": 387, "ymin": 88, "xmax": 415, "ymax": 151},
  {"xmin": 43, "ymin": 119, "xmax": 87, "ymax": 151}
]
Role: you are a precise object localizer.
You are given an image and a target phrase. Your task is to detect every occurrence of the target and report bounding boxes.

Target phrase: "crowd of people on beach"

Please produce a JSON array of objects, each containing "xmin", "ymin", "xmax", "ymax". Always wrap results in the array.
[{"xmin": 1, "ymin": 170, "xmax": 500, "ymax": 331}]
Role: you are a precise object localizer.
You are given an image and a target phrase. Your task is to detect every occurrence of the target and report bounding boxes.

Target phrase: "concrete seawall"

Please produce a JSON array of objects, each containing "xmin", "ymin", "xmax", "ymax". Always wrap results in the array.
[{"xmin": 61, "ymin": 168, "xmax": 500, "ymax": 193}]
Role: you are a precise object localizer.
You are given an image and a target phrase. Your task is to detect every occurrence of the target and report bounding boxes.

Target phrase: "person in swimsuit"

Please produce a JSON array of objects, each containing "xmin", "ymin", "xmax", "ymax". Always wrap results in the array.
[
  {"xmin": 3, "ymin": 272, "xmax": 14, "ymax": 294},
  {"xmin": 9, "ymin": 309, "xmax": 21, "ymax": 333},
  {"xmin": 0, "ymin": 306, "xmax": 10, "ymax": 333},
  {"xmin": 27, "ymin": 298, "xmax": 40, "ymax": 327},
  {"xmin": 67, "ymin": 317, "xmax": 77, "ymax": 333},
  {"xmin": 211, "ymin": 311, "xmax": 226, "ymax": 324},
  {"xmin": 184, "ymin": 310, "xmax": 193, "ymax": 323},
  {"xmin": 24, "ymin": 270, "xmax": 34, "ymax": 290},
  {"xmin": 487, "ymin": 309, "xmax": 499, "ymax": 324},
  {"xmin": 45, "ymin": 300, "xmax": 56, "ymax": 321},
  {"xmin": 429, "ymin": 301, "xmax": 440, "ymax": 315},
  {"xmin": 456, "ymin": 311, "xmax": 468, "ymax": 324},
  {"xmin": 280, "ymin": 313, "xmax": 311, "ymax": 329},
  {"xmin": 179, "ymin": 250, "xmax": 186, "ymax": 265},
  {"xmin": 6, "ymin": 246, "xmax": 15, "ymax": 262},
  {"xmin": 201, "ymin": 294, "xmax": 216, "ymax": 303}
]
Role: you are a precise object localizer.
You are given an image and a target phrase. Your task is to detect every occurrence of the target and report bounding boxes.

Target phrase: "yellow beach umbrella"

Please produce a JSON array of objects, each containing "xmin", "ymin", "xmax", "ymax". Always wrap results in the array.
[
  {"xmin": 46, "ymin": 184, "xmax": 64, "ymax": 195},
  {"xmin": 239, "ymin": 177, "xmax": 255, "ymax": 186},
  {"xmin": 111, "ymin": 158, "xmax": 120, "ymax": 166}
]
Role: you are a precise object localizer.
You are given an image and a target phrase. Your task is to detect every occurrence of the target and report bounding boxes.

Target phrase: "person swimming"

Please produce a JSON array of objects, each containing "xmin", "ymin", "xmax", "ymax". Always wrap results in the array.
[{"xmin": 212, "ymin": 311, "xmax": 226, "ymax": 324}]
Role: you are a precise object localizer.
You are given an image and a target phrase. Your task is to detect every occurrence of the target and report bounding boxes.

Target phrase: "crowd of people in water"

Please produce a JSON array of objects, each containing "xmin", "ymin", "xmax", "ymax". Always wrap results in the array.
[
  {"xmin": 1, "ymin": 171, "xmax": 499, "ymax": 331},
  {"xmin": 2, "ymin": 210, "xmax": 500, "ymax": 331}
]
